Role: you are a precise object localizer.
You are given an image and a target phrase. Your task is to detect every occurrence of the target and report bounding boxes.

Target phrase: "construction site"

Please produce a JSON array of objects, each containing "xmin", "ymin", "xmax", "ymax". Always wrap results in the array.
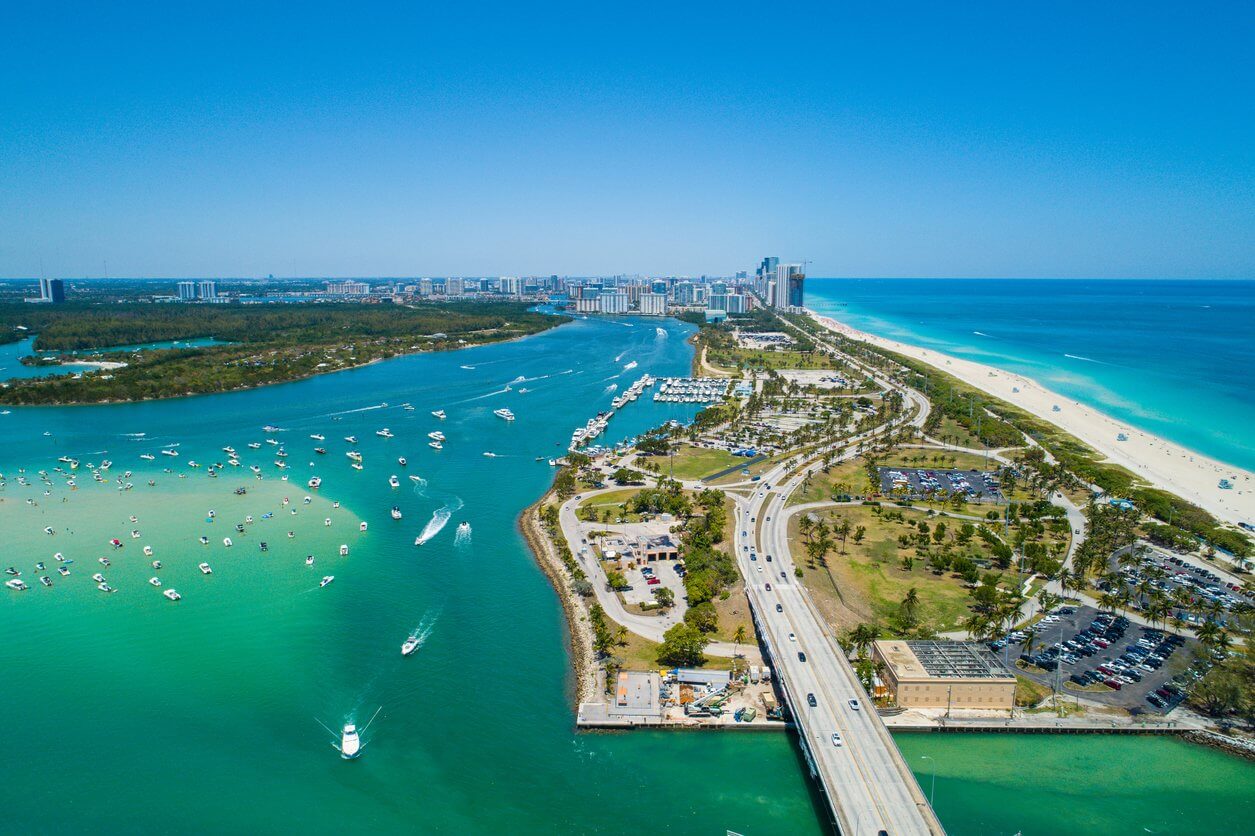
[{"xmin": 576, "ymin": 666, "xmax": 786, "ymax": 729}]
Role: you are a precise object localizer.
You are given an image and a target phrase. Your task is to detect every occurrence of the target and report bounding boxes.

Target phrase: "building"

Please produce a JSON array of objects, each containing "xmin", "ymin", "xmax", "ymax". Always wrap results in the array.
[
  {"xmin": 725, "ymin": 293, "xmax": 748, "ymax": 314},
  {"xmin": 872, "ymin": 640, "xmax": 1016, "ymax": 712},
  {"xmin": 639, "ymin": 292, "xmax": 668, "ymax": 316},
  {"xmin": 598, "ymin": 290, "xmax": 628, "ymax": 314},
  {"xmin": 673, "ymin": 281, "xmax": 695, "ymax": 306},
  {"xmin": 418, "ymin": 278, "xmax": 434, "ymax": 297},
  {"xmin": 708, "ymin": 292, "xmax": 729, "ymax": 312},
  {"xmin": 445, "ymin": 278, "xmax": 464, "ymax": 297},
  {"xmin": 326, "ymin": 280, "xmax": 370, "ymax": 296},
  {"xmin": 34, "ymin": 277, "xmax": 67, "ymax": 303},
  {"xmin": 197, "ymin": 280, "xmax": 218, "ymax": 301},
  {"xmin": 633, "ymin": 534, "xmax": 679, "ymax": 561},
  {"xmin": 177, "ymin": 281, "xmax": 197, "ymax": 301},
  {"xmin": 499, "ymin": 276, "xmax": 520, "ymax": 296}
]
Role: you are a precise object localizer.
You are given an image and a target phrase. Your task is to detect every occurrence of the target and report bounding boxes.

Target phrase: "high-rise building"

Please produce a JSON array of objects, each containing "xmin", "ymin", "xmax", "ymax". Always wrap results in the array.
[
  {"xmin": 419, "ymin": 279, "xmax": 434, "ymax": 296},
  {"xmin": 598, "ymin": 290, "xmax": 628, "ymax": 314},
  {"xmin": 445, "ymin": 278, "xmax": 464, "ymax": 297},
  {"xmin": 639, "ymin": 293, "xmax": 668, "ymax": 316},
  {"xmin": 499, "ymin": 276, "xmax": 520, "ymax": 296},
  {"xmin": 198, "ymin": 280, "xmax": 218, "ymax": 301},
  {"xmin": 708, "ymin": 293, "xmax": 729, "ymax": 312},
  {"xmin": 37, "ymin": 278, "xmax": 66, "ymax": 303},
  {"xmin": 326, "ymin": 280, "xmax": 370, "ymax": 296},
  {"xmin": 726, "ymin": 294, "xmax": 748, "ymax": 314},
  {"xmin": 775, "ymin": 264, "xmax": 804, "ymax": 309},
  {"xmin": 177, "ymin": 281, "xmax": 197, "ymax": 301},
  {"xmin": 673, "ymin": 281, "xmax": 694, "ymax": 306},
  {"xmin": 650, "ymin": 279, "xmax": 668, "ymax": 295}
]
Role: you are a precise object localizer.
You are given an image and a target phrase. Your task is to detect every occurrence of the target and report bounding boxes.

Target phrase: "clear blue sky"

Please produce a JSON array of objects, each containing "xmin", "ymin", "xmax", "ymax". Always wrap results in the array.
[{"xmin": 2, "ymin": 1, "xmax": 1252, "ymax": 279}]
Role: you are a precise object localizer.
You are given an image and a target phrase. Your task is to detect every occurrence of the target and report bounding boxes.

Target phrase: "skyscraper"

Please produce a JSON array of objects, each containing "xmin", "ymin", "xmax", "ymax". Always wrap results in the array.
[
  {"xmin": 38, "ymin": 277, "xmax": 66, "ymax": 303},
  {"xmin": 198, "ymin": 280, "xmax": 218, "ymax": 301},
  {"xmin": 177, "ymin": 281, "xmax": 197, "ymax": 301}
]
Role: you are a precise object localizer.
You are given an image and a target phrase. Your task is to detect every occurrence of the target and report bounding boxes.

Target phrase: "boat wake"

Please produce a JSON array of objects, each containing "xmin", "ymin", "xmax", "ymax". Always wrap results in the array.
[
  {"xmin": 622, "ymin": 360, "xmax": 638, "ymax": 371},
  {"xmin": 408, "ymin": 475, "xmax": 428, "ymax": 496},
  {"xmin": 410, "ymin": 608, "xmax": 443, "ymax": 645},
  {"xmin": 1064, "ymin": 353, "xmax": 1107, "ymax": 365},
  {"xmin": 415, "ymin": 497, "xmax": 464, "ymax": 545},
  {"xmin": 122, "ymin": 432, "xmax": 147, "ymax": 437},
  {"xmin": 614, "ymin": 350, "xmax": 627, "ymax": 362},
  {"xmin": 326, "ymin": 403, "xmax": 388, "ymax": 417},
  {"xmin": 456, "ymin": 385, "xmax": 513, "ymax": 404},
  {"xmin": 454, "ymin": 521, "xmax": 472, "ymax": 547},
  {"xmin": 655, "ymin": 327, "xmax": 667, "ymax": 338},
  {"xmin": 972, "ymin": 330, "xmax": 993, "ymax": 337},
  {"xmin": 603, "ymin": 383, "xmax": 618, "ymax": 395}
]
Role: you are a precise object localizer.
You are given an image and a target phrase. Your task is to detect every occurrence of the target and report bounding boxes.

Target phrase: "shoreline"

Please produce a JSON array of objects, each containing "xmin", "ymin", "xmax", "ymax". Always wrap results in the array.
[
  {"xmin": 808, "ymin": 310, "xmax": 1255, "ymax": 527},
  {"xmin": 518, "ymin": 491, "xmax": 598, "ymax": 708}
]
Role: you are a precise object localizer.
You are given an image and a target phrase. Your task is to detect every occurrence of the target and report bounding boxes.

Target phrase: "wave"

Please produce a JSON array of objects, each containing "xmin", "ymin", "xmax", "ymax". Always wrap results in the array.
[
  {"xmin": 1064, "ymin": 353, "xmax": 1106, "ymax": 365},
  {"xmin": 415, "ymin": 497, "xmax": 464, "ymax": 545},
  {"xmin": 973, "ymin": 331, "xmax": 993, "ymax": 337},
  {"xmin": 655, "ymin": 327, "xmax": 667, "ymax": 338},
  {"xmin": 409, "ymin": 475, "xmax": 428, "ymax": 496},
  {"xmin": 121, "ymin": 432, "xmax": 147, "ymax": 437}
]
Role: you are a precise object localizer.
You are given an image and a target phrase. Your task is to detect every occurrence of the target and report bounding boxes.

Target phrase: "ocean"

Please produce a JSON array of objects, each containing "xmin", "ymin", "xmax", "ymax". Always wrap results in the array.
[
  {"xmin": 1, "ymin": 312, "xmax": 1250, "ymax": 834},
  {"xmin": 806, "ymin": 279, "xmax": 1255, "ymax": 472}
]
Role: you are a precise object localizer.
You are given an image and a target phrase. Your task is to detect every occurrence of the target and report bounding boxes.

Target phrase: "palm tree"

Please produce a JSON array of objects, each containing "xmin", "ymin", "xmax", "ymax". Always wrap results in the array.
[
  {"xmin": 732, "ymin": 624, "xmax": 748, "ymax": 658},
  {"xmin": 900, "ymin": 588, "xmax": 921, "ymax": 629}
]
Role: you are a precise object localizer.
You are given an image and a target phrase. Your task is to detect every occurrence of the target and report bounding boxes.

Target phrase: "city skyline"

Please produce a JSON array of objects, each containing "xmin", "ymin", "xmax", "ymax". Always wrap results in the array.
[{"xmin": 2, "ymin": 3, "xmax": 1252, "ymax": 280}]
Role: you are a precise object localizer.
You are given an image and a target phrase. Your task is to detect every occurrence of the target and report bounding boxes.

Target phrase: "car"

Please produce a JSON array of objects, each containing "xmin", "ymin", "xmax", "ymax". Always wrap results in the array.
[
  {"xmin": 757, "ymin": 566, "xmax": 763, "ymax": 573},
  {"xmin": 788, "ymin": 632, "xmax": 796, "ymax": 641},
  {"xmin": 831, "ymin": 732, "xmax": 843, "ymax": 747},
  {"xmin": 780, "ymin": 571, "xmax": 786, "ymax": 579},
  {"xmin": 775, "ymin": 603, "xmax": 783, "ymax": 613},
  {"xmin": 750, "ymin": 553, "xmax": 757, "ymax": 561},
  {"xmin": 765, "ymin": 582, "xmax": 772, "ymax": 591},
  {"xmin": 766, "ymin": 554, "xmax": 773, "ymax": 562},
  {"xmin": 848, "ymin": 699, "xmax": 860, "ymax": 711},
  {"xmin": 646, "ymin": 577, "xmax": 660, "ymax": 586},
  {"xmin": 798, "ymin": 651, "xmax": 807, "ymax": 662},
  {"xmin": 807, "ymin": 693, "xmax": 817, "ymax": 707},
  {"xmin": 741, "ymin": 531, "xmax": 748, "ymax": 537}
]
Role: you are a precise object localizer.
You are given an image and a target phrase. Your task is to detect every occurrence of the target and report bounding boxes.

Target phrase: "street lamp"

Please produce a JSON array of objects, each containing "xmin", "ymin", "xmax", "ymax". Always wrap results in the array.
[{"xmin": 920, "ymin": 755, "xmax": 936, "ymax": 806}]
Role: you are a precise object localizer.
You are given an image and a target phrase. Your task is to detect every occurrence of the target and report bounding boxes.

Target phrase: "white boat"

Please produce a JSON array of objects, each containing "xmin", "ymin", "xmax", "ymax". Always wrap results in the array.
[
  {"xmin": 388, "ymin": 474, "xmax": 400, "ymax": 488},
  {"xmin": 429, "ymin": 441, "xmax": 442, "ymax": 450},
  {"xmin": 344, "ymin": 436, "xmax": 358, "ymax": 444},
  {"xmin": 375, "ymin": 428, "xmax": 394, "ymax": 438},
  {"xmin": 340, "ymin": 723, "xmax": 359, "ymax": 758},
  {"xmin": 339, "ymin": 544, "xmax": 349, "ymax": 556},
  {"xmin": 149, "ymin": 576, "xmax": 162, "ymax": 587},
  {"xmin": 161, "ymin": 449, "xmax": 179, "ymax": 457},
  {"xmin": 308, "ymin": 476, "xmax": 322, "ymax": 488},
  {"xmin": 39, "ymin": 576, "xmax": 52, "ymax": 588},
  {"xmin": 427, "ymin": 431, "xmax": 445, "ymax": 442},
  {"xmin": 346, "ymin": 451, "xmax": 362, "ymax": 462},
  {"xmin": 248, "ymin": 442, "xmax": 262, "ymax": 449},
  {"xmin": 143, "ymin": 545, "xmax": 154, "ymax": 556},
  {"xmin": 92, "ymin": 573, "xmax": 106, "ymax": 583},
  {"xmin": 5, "ymin": 579, "xmax": 27, "ymax": 591},
  {"xmin": 57, "ymin": 566, "xmax": 70, "ymax": 576},
  {"xmin": 152, "ymin": 560, "xmax": 162, "ymax": 569},
  {"xmin": 398, "ymin": 456, "xmax": 407, "ymax": 466},
  {"xmin": 390, "ymin": 506, "xmax": 402, "ymax": 520},
  {"xmin": 263, "ymin": 425, "xmax": 281, "ymax": 433},
  {"xmin": 97, "ymin": 582, "xmax": 114, "ymax": 593},
  {"xmin": 305, "ymin": 555, "xmax": 314, "ymax": 566},
  {"xmin": 320, "ymin": 575, "xmax": 335, "ymax": 588},
  {"xmin": 163, "ymin": 589, "xmax": 181, "ymax": 601},
  {"xmin": 199, "ymin": 562, "xmax": 213, "ymax": 574},
  {"xmin": 310, "ymin": 433, "xmax": 325, "ymax": 441},
  {"xmin": 223, "ymin": 537, "xmax": 233, "ymax": 547},
  {"xmin": 482, "ymin": 451, "xmax": 497, "ymax": 458},
  {"xmin": 359, "ymin": 521, "xmax": 368, "ymax": 532},
  {"xmin": 401, "ymin": 635, "xmax": 420, "ymax": 656},
  {"xmin": 140, "ymin": 453, "xmax": 156, "ymax": 461},
  {"xmin": 431, "ymin": 410, "xmax": 446, "ymax": 419},
  {"xmin": 493, "ymin": 408, "xmax": 515, "ymax": 421}
]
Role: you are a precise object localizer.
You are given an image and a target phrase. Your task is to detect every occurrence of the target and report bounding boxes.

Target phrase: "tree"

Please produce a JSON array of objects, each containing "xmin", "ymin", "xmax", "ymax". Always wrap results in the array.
[
  {"xmin": 605, "ymin": 569, "xmax": 627, "ymax": 590},
  {"xmin": 899, "ymin": 587, "xmax": 921, "ymax": 629},
  {"xmin": 732, "ymin": 624, "xmax": 748, "ymax": 657},
  {"xmin": 849, "ymin": 622, "xmax": 880, "ymax": 658},
  {"xmin": 684, "ymin": 601, "xmax": 719, "ymax": 634},
  {"xmin": 652, "ymin": 586, "xmax": 675, "ymax": 609},
  {"xmin": 657, "ymin": 623, "xmax": 708, "ymax": 667}
]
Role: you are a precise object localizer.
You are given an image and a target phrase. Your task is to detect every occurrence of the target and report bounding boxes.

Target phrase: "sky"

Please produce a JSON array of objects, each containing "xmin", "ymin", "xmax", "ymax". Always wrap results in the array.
[{"xmin": 1, "ymin": 1, "xmax": 1252, "ymax": 279}]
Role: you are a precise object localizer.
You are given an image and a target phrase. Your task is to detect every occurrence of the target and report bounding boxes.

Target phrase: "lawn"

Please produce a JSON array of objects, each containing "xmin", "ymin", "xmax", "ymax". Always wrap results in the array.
[
  {"xmin": 706, "ymin": 345, "xmax": 838, "ymax": 372},
  {"xmin": 613, "ymin": 630, "xmax": 736, "ymax": 671},
  {"xmin": 664, "ymin": 444, "xmax": 747, "ymax": 481},
  {"xmin": 787, "ymin": 505, "xmax": 989, "ymax": 634},
  {"xmin": 576, "ymin": 488, "xmax": 644, "ymax": 522},
  {"xmin": 706, "ymin": 454, "xmax": 776, "ymax": 486},
  {"xmin": 788, "ymin": 457, "xmax": 872, "ymax": 505}
]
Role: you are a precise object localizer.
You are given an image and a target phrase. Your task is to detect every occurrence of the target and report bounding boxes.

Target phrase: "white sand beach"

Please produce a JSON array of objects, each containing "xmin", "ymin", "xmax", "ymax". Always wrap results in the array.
[{"xmin": 809, "ymin": 312, "xmax": 1255, "ymax": 528}]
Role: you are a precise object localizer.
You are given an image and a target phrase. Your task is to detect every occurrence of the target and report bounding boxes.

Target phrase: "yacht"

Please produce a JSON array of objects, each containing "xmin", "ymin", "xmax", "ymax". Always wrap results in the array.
[
  {"xmin": 163, "ymin": 589, "xmax": 181, "ymax": 601},
  {"xmin": 493, "ymin": 408, "xmax": 515, "ymax": 421},
  {"xmin": 308, "ymin": 476, "xmax": 322, "ymax": 489},
  {"xmin": 39, "ymin": 576, "xmax": 52, "ymax": 588},
  {"xmin": 340, "ymin": 723, "xmax": 359, "ymax": 758},
  {"xmin": 346, "ymin": 451, "xmax": 363, "ymax": 462},
  {"xmin": 428, "ymin": 441, "xmax": 442, "ymax": 450},
  {"xmin": 92, "ymin": 573, "xmax": 106, "ymax": 583},
  {"xmin": 5, "ymin": 579, "xmax": 28, "ymax": 591},
  {"xmin": 431, "ymin": 410, "xmax": 446, "ymax": 420},
  {"xmin": 310, "ymin": 433, "xmax": 325, "ymax": 441},
  {"xmin": 320, "ymin": 575, "xmax": 335, "ymax": 588},
  {"xmin": 161, "ymin": 448, "xmax": 179, "ymax": 457},
  {"xmin": 149, "ymin": 577, "xmax": 162, "ymax": 587},
  {"xmin": 198, "ymin": 562, "xmax": 213, "ymax": 574},
  {"xmin": 375, "ymin": 428, "xmax": 394, "ymax": 438},
  {"xmin": 427, "ymin": 431, "xmax": 445, "ymax": 442},
  {"xmin": 391, "ymin": 506, "xmax": 402, "ymax": 520},
  {"xmin": 248, "ymin": 442, "xmax": 262, "ymax": 449},
  {"xmin": 344, "ymin": 435, "xmax": 358, "ymax": 444},
  {"xmin": 140, "ymin": 453, "xmax": 156, "ymax": 461},
  {"xmin": 397, "ymin": 456, "xmax": 407, "ymax": 466},
  {"xmin": 388, "ymin": 474, "xmax": 400, "ymax": 488},
  {"xmin": 401, "ymin": 634, "xmax": 421, "ymax": 656}
]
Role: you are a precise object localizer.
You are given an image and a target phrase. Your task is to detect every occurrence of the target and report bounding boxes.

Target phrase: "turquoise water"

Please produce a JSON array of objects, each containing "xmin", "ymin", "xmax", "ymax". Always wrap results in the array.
[
  {"xmin": 1, "ymin": 314, "xmax": 1250, "ymax": 834},
  {"xmin": 0, "ymin": 336, "xmax": 230, "ymax": 381},
  {"xmin": 807, "ymin": 279, "xmax": 1255, "ymax": 472}
]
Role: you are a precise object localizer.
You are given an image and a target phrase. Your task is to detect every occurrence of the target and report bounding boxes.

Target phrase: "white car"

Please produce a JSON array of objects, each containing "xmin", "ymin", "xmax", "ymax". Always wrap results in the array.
[{"xmin": 831, "ymin": 732, "xmax": 843, "ymax": 747}]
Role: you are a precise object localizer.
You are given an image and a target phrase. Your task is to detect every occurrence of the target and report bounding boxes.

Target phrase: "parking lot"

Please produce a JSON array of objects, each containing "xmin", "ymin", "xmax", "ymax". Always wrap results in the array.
[
  {"xmin": 991, "ymin": 605, "xmax": 1200, "ymax": 714},
  {"xmin": 878, "ymin": 466, "xmax": 1004, "ymax": 502},
  {"xmin": 621, "ymin": 560, "xmax": 686, "ymax": 606},
  {"xmin": 1103, "ymin": 545, "xmax": 1251, "ymax": 629}
]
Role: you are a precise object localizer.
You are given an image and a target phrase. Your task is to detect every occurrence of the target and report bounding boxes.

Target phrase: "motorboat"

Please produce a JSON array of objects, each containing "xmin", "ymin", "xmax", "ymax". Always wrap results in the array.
[
  {"xmin": 310, "ymin": 433, "xmax": 325, "ymax": 441},
  {"xmin": 39, "ymin": 576, "xmax": 52, "ymax": 588},
  {"xmin": 263, "ymin": 425, "xmax": 281, "ymax": 433},
  {"xmin": 344, "ymin": 436, "xmax": 358, "ymax": 444},
  {"xmin": 57, "ymin": 566, "xmax": 70, "ymax": 576},
  {"xmin": 340, "ymin": 723, "xmax": 359, "ymax": 758},
  {"xmin": 493, "ymin": 408, "xmax": 515, "ymax": 421},
  {"xmin": 359, "ymin": 521, "xmax": 368, "ymax": 532},
  {"xmin": 224, "ymin": 537, "xmax": 233, "ymax": 547},
  {"xmin": 149, "ymin": 577, "xmax": 162, "ymax": 587},
  {"xmin": 248, "ymin": 442, "xmax": 262, "ymax": 449},
  {"xmin": 428, "ymin": 441, "xmax": 442, "ymax": 450},
  {"xmin": 320, "ymin": 575, "xmax": 335, "ymax": 588},
  {"xmin": 375, "ymin": 428, "xmax": 394, "ymax": 438},
  {"xmin": 140, "ymin": 453, "xmax": 156, "ymax": 461},
  {"xmin": 351, "ymin": 462, "xmax": 364, "ymax": 471},
  {"xmin": 401, "ymin": 634, "xmax": 421, "ymax": 656},
  {"xmin": 143, "ymin": 545, "xmax": 154, "ymax": 556},
  {"xmin": 199, "ymin": 562, "xmax": 213, "ymax": 574},
  {"xmin": 388, "ymin": 474, "xmax": 400, "ymax": 488},
  {"xmin": 92, "ymin": 573, "xmax": 106, "ymax": 583},
  {"xmin": 163, "ymin": 589, "xmax": 181, "ymax": 601},
  {"xmin": 161, "ymin": 449, "xmax": 179, "ymax": 457},
  {"xmin": 397, "ymin": 456, "xmax": 407, "ymax": 466},
  {"xmin": 314, "ymin": 447, "xmax": 327, "ymax": 455},
  {"xmin": 339, "ymin": 544, "xmax": 350, "ymax": 556},
  {"xmin": 305, "ymin": 555, "xmax": 314, "ymax": 566},
  {"xmin": 152, "ymin": 560, "xmax": 162, "ymax": 569},
  {"xmin": 199, "ymin": 536, "xmax": 209, "ymax": 545},
  {"xmin": 5, "ymin": 579, "xmax": 28, "ymax": 591},
  {"xmin": 390, "ymin": 506, "xmax": 402, "ymax": 520},
  {"xmin": 98, "ymin": 557, "xmax": 111, "ymax": 567},
  {"xmin": 482, "ymin": 452, "xmax": 497, "ymax": 458},
  {"xmin": 431, "ymin": 410, "xmax": 446, "ymax": 420},
  {"xmin": 308, "ymin": 476, "xmax": 322, "ymax": 488},
  {"xmin": 97, "ymin": 582, "xmax": 114, "ymax": 593},
  {"xmin": 427, "ymin": 431, "xmax": 445, "ymax": 442}
]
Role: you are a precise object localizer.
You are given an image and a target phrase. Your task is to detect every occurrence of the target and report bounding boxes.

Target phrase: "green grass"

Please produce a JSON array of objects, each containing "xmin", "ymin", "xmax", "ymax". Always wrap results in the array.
[{"xmin": 664, "ymin": 445, "xmax": 746, "ymax": 481}]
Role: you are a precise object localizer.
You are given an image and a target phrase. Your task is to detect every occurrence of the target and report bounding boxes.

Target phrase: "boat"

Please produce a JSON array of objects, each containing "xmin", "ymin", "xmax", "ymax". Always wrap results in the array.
[
  {"xmin": 152, "ymin": 560, "xmax": 162, "ymax": 569},
  {"xmin": 401, "ymin": 634, "xmax": 420, "ymax": 656},
  {"xmin": 427, "ymin": 431, "xmax": 445, "ymax": 442},
  {"xmin": 39, "ymin": 576, "xmax": 52, "ymax": 588},
  {"xmin": 5, "ymin": 579, "xmax": 28, "ymax": 591},
  {"xmin": 305, "ymin": 555, "xmax": 314, "ymax": 566},
  {"xmin": 35, "ymin": 562, "xmax": 46, "ymax": 571},
  {"xmin": 375, "ymin": 428, "xmax": 394, "ymax": 438},
  {"xmin": 359, "ymin": 521, "xmax": 368, "ymax": 532},
  {"xmin": 346, "ymin": 451, "xmax": 363, "ymax": 462},
  {"xmin": 339, "ymin": 544, "xmax": 350, "ymax": 556},
  {"xmin": 388, "ymin": 474, "xmax": 401, "ymax": 488},
  {"xmin": 402, "ymin": 403, "xmax": 415, "ymax": 411},
  {"xmin": 163, "ymin": 589, "xmax": 181, "ymax": 601},
  {"xmin": 199, "ymin": 536, "xmax": 209, "ymax": 545},
  {"xmin": 140, "ymin": 453, "xmax": 156, "ymax": 461},
  {"xmin": 263, "ymin": 425, "xmax": 281, "ymax": 433},
  {"xmin": 223, "ymin": 537, "xmax": 233, "ymax": 547},
  {"xmin": 57, "ymin": 566, "xmax": 69, "ymax": 576},
  {"xmin": 248, "ymin": 442, "xmax": 262, "ymax": 449},
  {"xmin": 340, "ymin": 723, "xmax": 359, "ymax": 758},
  {"xmin": 390, "ymin": 506, "xmax": 402, "ymax": 520},
  {"xmin": 97, "ymin": 582, "xmax": 114, "ymax": 593},
  {"xmin": 308, "ymin": 476, "xmax": 322, "ymax": 489},
  {"xmin": 314, "ymin": 447, "xmax": 327, "ymax": 455},
  {"xmin": 310, "ymin": 433, "xmax": 325, "ymax": 441},
  {"xmin": 351, "ymin": 462, "xmax": 364, "ymax": 471},
  {"xmin": 493, "ymin": 408, "xmax": 515, "ymax": 421},
  {"xmin": 143, "ymin": 545, "xmax": 154, "ymax": 556},
  {"xmin": 344, "ymin": 436, "xmax": 357, "ymax": 444},
  {"xmin": 198, "ymin": 562, "xmax": 213, "ymax": 574},
  {"xmin": 161, "ymin": 449, "xmax": 179, "ymax": 457},
  {"xmin": 98, "ymin": 557, "xmax": 111, "ymax": 567},
  {"xmin": 149, "ymin": 577, "xmax": 162, "ymax": 587},
  {"xmin": 397, "ymin": 456, "xmax": 407, "ymax": 466},
  {"xmin": 92, "ymin": 573, "xmax": 106, "ymax": 583},
  {"xmin": 431, "ymin": 410, "xmax": 446, "ymax": 420},
  {"xmin": 483, "ymin": 451, "xmax": 497, "ymax": 458},
  {"xmin": 320, "ymin": 575, "xmax": 335, "ymax": 588}
]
